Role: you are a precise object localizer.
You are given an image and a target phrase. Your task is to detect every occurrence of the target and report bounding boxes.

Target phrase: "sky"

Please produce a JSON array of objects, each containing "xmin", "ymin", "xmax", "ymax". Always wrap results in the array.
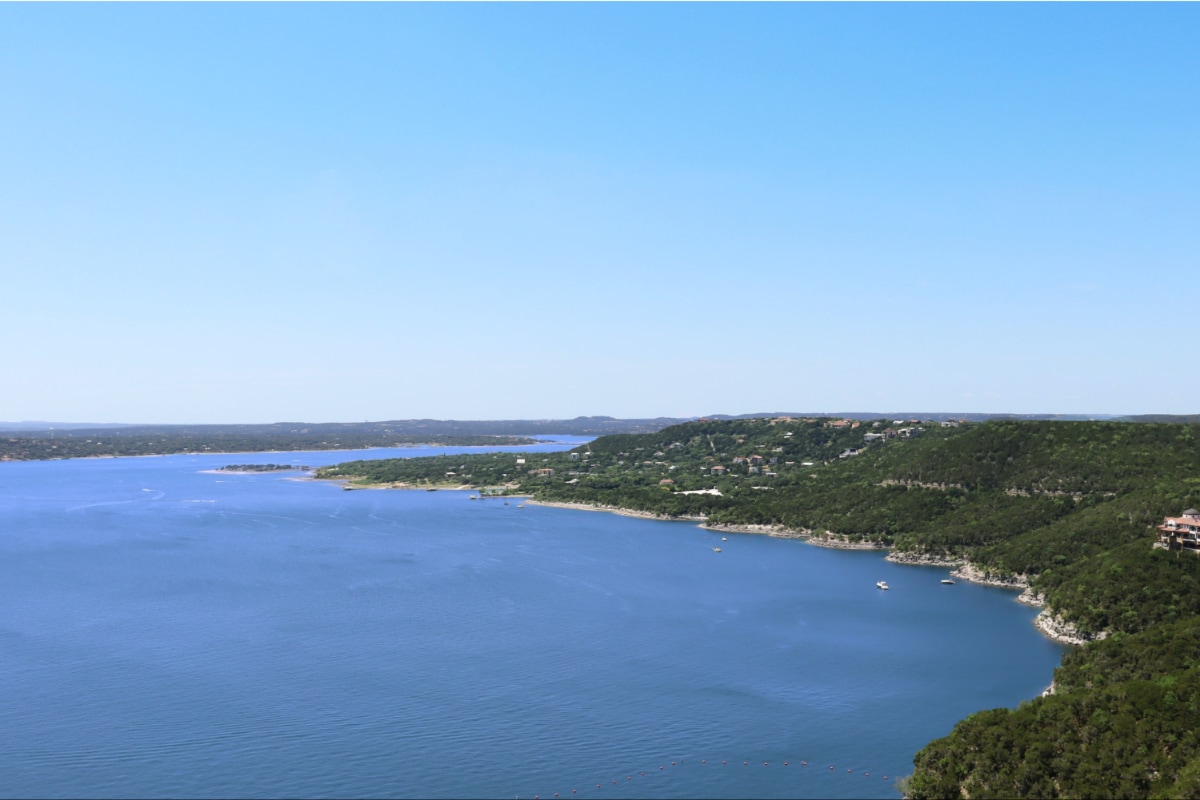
[{"xmin": 2, "ymin": 4, "xmax": 1197, "ymax": 424}]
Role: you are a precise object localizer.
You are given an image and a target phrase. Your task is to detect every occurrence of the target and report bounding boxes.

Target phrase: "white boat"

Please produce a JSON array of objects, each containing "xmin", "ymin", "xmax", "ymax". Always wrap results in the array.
[
  {"xmin": 941, "ymin": 579, "xmax": 956, "ymax": 585},
  {"xmin": 722, "ymin": 537, "xmax": 728, "ymax": 541},
  {"xmin": 712, "ymin": 547, "xmax": 722, "ymax": 553},
  {"xmin": 876, "ymin": 581, "xmax": 890, "ymax": 590}
]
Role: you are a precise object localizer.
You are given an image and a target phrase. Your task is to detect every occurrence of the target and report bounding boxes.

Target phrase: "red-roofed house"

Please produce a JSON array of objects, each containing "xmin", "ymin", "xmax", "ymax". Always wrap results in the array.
[{"xmin": 1158, "ymin": 509, "xmax": 1200, "ymax": 553}]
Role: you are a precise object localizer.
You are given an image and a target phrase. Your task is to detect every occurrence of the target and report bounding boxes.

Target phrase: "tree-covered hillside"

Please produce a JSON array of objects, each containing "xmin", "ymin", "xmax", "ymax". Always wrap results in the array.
[{"xmin": 320, "ymin": 417, "xmax": 1200, "ymax": 797}]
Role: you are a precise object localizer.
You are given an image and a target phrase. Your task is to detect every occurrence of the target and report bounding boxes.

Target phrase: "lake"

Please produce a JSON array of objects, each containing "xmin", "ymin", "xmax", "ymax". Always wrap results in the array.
[{"xmin": 0, "ymin": 442, "xmax": 1066, "ymax": 798}]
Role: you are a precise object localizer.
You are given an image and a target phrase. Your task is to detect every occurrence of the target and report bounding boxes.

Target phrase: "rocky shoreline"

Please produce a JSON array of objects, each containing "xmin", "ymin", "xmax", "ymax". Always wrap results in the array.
[
  {"xmin": 1033, "ymin": 610, "xmax": 1107, "ymax": 647},
  {"xmin": 951, "ymin": 562, "xmax": 1031, "ymax": 591},
  {"xmin": 332, "ymin": 486, "xmax": 1102, "ymax": 649},
  {"xmin": 707, "ymin": 530, "xmax": 1095, "ymax": 647},
  {"xmin": 885, "ymin": 551, "xmax": 966, "ymax": 567},
  {"xmin": 803, "ymin": 533, "xmax": 888, "ymax": 551},
  {"xmin": 700, "ymin": 522, "xmax": 811, "ymax": 539}
]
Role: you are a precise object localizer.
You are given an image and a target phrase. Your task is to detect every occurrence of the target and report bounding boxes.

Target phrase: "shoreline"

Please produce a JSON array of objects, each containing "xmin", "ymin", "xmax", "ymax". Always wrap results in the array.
[
  {"xmin": 303, "ymin": 481, "xmax": 1104, "ymax": 650},
  {"xmin": 524, "ymin": 499, "xmax": 705, "ymax": 522},
  {"xmin": 539, "ymin": 505, "xmax": 1096, "ymax": 647}
]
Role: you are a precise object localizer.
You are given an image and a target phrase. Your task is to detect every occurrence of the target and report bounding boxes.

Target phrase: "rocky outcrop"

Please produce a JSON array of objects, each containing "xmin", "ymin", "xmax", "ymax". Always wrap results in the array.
[
  {"xmin": 1034, "ymin": 610, "xmax": 1108, "ymax": 647},
  {"xmin": 700, "ymin": 522, "xmax": 810, "ymax": 538},
  {"xmin": 885, "ymin": 551, "xmax": 965, "ymax": 567},
  {"xmin": 1017, "ymin": 588, "xmax": 1046, "ymax": 608},
  {"xmin": 804, "ymin": 532, "xmax": 888, "ymax": 550},
  {"xmin": 952, "ymin": 563, "xmax": 1030, "ymax": 590}
]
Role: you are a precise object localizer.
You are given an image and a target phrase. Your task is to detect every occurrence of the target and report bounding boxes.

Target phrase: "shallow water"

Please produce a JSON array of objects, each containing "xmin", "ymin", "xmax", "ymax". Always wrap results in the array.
[{"xmin": 0, "ymin": 444, "xmax": 1066, "ymax": 798}]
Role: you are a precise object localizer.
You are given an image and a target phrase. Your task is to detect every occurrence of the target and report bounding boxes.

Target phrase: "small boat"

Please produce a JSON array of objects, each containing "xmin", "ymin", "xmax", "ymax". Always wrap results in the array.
[
  {"xmin": 722, "ymin": 537, "xmax": 728, "ymax": 541},
  {"xmin": 941, "ymin": 579, "xmax": 956, "ymax": 585},
  {"xmin": 504, "ymin": 501, "xmax": 509, "ymax": 505},
  {"xmin": 876, "ymin": 581, "xmax": 890, "ymax": 590},
  {"xmin": 469, "ymin": 495, "xmax": 478, "ymax": 500},
  {"xmin": 517, "ymin": 504, "xmax": 525, "ymax": 508},
  {"xmin": 712, "ymin": 547, "xmax": 722, "ymax": 553}
]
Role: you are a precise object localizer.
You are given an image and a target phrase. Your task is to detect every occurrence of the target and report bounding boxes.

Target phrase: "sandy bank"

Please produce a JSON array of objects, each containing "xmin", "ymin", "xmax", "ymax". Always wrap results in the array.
[
  {"xmin": 524, "ymin": 500, "xmax": 705, "ymax": 522},
  {"xmin": 335, "ymin": 481, "xmax": 475, "ymax": 491}
]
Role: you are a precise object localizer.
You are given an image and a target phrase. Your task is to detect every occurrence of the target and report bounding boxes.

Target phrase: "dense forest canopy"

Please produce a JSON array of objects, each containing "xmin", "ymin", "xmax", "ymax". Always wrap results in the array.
[{"xmin": 320, "ymin": 417, "xmax": 1200, "ymax": 798}]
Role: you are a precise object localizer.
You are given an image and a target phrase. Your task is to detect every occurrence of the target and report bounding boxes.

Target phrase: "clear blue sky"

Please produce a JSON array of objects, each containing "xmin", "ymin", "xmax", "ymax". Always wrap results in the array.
[{"xmin": 2, "ymin": 4, "xmax": 1196, "ymax": 423}]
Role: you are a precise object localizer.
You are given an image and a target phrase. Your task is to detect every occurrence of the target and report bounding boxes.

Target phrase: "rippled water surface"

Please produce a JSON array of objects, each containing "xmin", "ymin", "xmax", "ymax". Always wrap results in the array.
[{"xmin": 0, "ymin": 444, "xmax": 1066, "ymax": 798}]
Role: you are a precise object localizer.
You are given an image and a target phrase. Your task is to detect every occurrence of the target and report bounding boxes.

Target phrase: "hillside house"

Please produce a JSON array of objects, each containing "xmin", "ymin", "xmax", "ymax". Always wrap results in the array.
[
  {"xmin": 1158, "ymin": 509, "xmax": 1200, "ymax": 554},
  {"xmin": 711, "ymin": 465, "xmax": 727, "ymax": 475}
]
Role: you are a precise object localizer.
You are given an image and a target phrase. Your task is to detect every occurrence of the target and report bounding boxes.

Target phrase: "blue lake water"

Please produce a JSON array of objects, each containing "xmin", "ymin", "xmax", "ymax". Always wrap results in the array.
[{"xmin": 0, "ymin": 441, "xmax": 1067, "ymax": 798}]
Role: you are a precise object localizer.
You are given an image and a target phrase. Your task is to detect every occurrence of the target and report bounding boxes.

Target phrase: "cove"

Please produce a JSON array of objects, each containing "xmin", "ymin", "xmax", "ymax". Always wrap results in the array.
[{"xmin": 0, "ymin": 446, "xmax": 1066, "ymax": 799}]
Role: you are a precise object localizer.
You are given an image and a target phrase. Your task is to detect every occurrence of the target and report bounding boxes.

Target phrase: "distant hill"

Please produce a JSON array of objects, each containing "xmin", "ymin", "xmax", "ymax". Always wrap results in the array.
[
  {"xmin": 705, "ymin": 412, "xmax": 1120, "ymax": 422},
  {"xmin": 1114, "ymin": 413, "xmax": 1200, "ymax": 424},
  {"xmin": 0, "ymin": 421, "xmax": 137, "ymax": 431},
  {"xmin": 0, "ymin": 417, "xmax": 693, "ymax": 461},
  {"xmin": 0, "ymin": 417, "xmax": 690, "ymax": 437}
]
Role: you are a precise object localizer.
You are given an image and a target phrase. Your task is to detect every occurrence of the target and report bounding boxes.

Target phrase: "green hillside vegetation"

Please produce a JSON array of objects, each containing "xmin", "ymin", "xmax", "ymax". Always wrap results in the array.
[{"xmin": 321, "ymin": 417, "xmax": 1200, "ymax": 796}]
